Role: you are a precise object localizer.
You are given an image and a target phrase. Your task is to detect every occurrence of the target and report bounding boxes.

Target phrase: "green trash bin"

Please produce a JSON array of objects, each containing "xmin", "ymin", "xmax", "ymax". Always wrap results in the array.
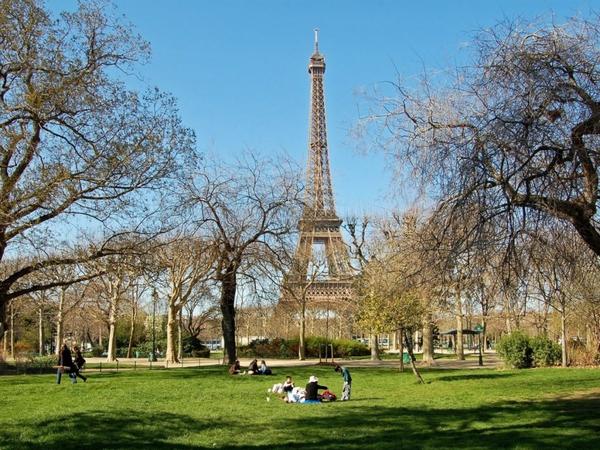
[{"xmin": 402, "ymin": 352, "xmax": 411, "ymax": 363}]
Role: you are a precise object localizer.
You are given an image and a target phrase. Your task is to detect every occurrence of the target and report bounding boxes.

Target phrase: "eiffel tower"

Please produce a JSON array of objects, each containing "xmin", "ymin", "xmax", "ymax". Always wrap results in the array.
[{"xmin": 282, "ymin": 30, "xmax": 354, "ymax": 311}]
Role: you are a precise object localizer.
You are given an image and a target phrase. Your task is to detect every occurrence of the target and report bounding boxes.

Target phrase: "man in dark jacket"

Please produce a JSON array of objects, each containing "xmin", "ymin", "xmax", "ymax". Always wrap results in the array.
[
  {"xmin": 305, "ymin": 375, "xmax": 328, "ymax": 401},
  {"xmin": 56, "ymin": 343, "xmax": 77, "ymax": 384},
  {"xmin": 72, "ymin": 345, "xmax": 87, "ymax": 382}
]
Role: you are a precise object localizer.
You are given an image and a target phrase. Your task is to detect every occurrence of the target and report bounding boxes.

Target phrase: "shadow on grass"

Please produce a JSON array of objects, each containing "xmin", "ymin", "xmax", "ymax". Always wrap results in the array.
[
  {"xmin": 434, "ymin": 372, "xmax": 516, "ymax": 382},
  {"xmin": 263, "ymin": 395, "xmax": 600, "ymax": 450},
  {"xmin": 0, "ymin": 409, "xmax": 226, "ymax": 449},
  {"xmin": 1, "ymin": 395, "xmax": 599, "ymax": 449}
]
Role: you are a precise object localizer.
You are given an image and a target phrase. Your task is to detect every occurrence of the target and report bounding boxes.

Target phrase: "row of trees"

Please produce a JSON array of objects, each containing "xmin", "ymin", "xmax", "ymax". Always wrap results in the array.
[
  {"xmin": 350, "ymin": 209, "xmax": 600, "ymax": 370},
  {"xmin": 353, "ymin": 14, "xmax": 600, "ymax": 369},
  {"xmin": 2, "ymin": 2, "xmax": 599, "ymax": 370},
  {"xmin": 0, "ymin": 0, "xmax": 306, "ymax": 366}
]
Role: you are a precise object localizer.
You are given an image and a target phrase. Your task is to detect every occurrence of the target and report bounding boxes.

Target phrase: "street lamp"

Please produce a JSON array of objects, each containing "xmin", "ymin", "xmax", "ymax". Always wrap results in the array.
[
  {"xmin": 151, "ymin": 288, "xmax": 158, "ymax": 362},
  {"xmin": 474, "ymin": 324, "xmax": 484, "ymax": 366}
]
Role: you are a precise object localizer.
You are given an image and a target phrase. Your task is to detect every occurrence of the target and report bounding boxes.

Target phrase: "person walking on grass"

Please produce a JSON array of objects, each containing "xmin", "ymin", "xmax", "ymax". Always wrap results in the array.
[
  {"xmin": 56, "ymin": 343, "xmax": 76, "ymax": 384},
  {"xmin": 334, "ymin": 364, "xmax": 352, "ymax": 401},
  {"xmin": 72, "ymin": 345, "xmax": 87, "ymax": 382}
]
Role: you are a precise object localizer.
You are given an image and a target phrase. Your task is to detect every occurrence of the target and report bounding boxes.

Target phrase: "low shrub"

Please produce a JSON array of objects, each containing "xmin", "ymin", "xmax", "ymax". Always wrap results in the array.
[
  {"xmin": 27, "ymin": 354, "xmax": 57, "ymax": 369},
  {"xmin": 89, "ymin": 346, "xmax": 104, "ymax": 357},
  {"xmin": 568, "ymin": 340, "xmax": 599, "ymax": 367},
  {"xmin": 182, "ymin": 336, "xmax": 210, "ymax": 358},
  {"xmin": 530, "ymin": 335, "xmax": 561, "ymax": 367},
  {"xmin": 496, "ymin": 331, "xmax": 532, "ymax": 368},
  {"xmin": 237, "ymin": 337, "xmax": 369, "ymax": 359}
]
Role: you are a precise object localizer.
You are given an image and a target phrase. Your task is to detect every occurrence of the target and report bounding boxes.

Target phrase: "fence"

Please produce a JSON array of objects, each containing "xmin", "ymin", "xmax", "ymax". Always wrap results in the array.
[{"xmin": 0, "ymin": 357, "xmax": 222, "ymax": 376}]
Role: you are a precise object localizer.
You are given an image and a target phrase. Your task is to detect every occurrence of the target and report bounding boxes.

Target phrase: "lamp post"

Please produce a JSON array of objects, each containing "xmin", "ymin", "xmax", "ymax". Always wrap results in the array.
[
  {"xmin": 151, "ymin": 289, "xmax": 158, "ymax": 362},
  {"xmin": 474, "ymin": 324, "xmax": 484, "ymax": 366}
]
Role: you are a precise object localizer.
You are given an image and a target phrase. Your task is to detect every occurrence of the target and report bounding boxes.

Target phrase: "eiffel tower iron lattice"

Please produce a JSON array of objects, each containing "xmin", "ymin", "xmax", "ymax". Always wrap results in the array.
[{"xmin": 282, "ymin": 31, "xmax": 355, "ymax": 310}]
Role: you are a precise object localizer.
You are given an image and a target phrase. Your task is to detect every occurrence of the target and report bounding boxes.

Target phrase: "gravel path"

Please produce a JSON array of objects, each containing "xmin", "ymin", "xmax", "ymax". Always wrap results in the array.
[{"xmin": 85, "ymin": 353, "xmax": 501, "ymax": 370}]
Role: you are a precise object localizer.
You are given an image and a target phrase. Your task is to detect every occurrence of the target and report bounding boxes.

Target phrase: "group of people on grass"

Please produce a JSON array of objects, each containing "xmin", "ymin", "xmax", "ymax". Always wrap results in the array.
[
  {"xmin": 270, "ymin": 365, "xmax": 352, "ymax": 403},
  {"xmin": 56, "ymin": 341, "xmax": 87, "ymax": 384},
  {"xmin": 229, "ymin": 358, "xmax": 272, "ymax": 375},
  {"xmin": 228, "ymin": 358, "xmax": 352, "ymax": 402}
]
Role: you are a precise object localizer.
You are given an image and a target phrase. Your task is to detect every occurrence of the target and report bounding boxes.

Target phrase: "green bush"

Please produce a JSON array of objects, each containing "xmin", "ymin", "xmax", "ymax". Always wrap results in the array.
[
  {"xmin": 90, "ymin": 346, "xmax": 104, "ymax": 357},
  {"xmin": 32, "ymin": 354, "xmax": 56, "ymax": 367},
  {"xmin": 182, "ymin": 336, "xmax": 210, "ymax": 358},
  {"xmin": 237, "ymin": 337, "xmax": 369, "ymax": 359},
  {"xmin": 496, "ymin": 331, "xmax": 532, "ymax": 368},
  {"xmin": 530, "ymin": 335, "xmax": 561, "ymax": 367}
]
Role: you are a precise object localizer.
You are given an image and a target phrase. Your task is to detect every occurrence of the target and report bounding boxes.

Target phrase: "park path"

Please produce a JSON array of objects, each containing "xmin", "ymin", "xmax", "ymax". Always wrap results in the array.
[{"xmin": 85, "ymin": 353, "xmax": 501, "ymax": 370}]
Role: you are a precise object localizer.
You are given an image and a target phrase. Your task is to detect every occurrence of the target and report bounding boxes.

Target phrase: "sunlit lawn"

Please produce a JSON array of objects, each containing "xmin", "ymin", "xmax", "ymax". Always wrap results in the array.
[{"xmin": 1, "ymin": 364, "xmax": 599, "ymax": 449}]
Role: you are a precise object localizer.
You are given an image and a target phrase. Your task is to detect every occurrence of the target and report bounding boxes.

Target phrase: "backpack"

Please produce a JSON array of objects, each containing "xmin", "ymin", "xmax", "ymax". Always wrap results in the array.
[{"xmin": 321, "ymin": 390, "xmax": 337, "ymax": 402}]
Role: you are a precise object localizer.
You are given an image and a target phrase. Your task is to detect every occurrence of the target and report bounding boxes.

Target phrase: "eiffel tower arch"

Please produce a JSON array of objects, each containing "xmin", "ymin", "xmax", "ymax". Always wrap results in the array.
[{"xmin": 279, "ymin": 31, "xmax": 355, "ymax": 337}]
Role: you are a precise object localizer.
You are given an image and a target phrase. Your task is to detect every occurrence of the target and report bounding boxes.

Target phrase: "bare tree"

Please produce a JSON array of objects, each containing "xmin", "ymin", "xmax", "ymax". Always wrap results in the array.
[
  {"xmin": 362, "ymin": 16, "xmax": 600, "ymax": 259},
  {"xmin": 256, "ymin": 236, "xmax": 328, "ymax": 360},
  {"xmin": 90, "ymin": 255, "xmax": 138, "ymax": 362},
  {"xmin": 0, "ymin": 0, "xmax": 194, "ymax": 335},
  {"xmin": 182, "ymin": 154, "xmax": 303, "ymax": 364},
  {"xmin": 182, "ymin": 288, "xmax": 219, "ymax": 341},
  {"xmin": 529, "ymin": 226, "xmax": 596, "ymax": 366},
  {"xmin": 154, "ymin": 237, "xmax": 214, "ymax": 364}
]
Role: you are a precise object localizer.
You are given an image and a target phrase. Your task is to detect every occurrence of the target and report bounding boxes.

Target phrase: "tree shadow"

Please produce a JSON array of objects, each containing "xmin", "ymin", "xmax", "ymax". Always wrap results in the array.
[
  {"xmin": 259, "ymin": 395, "xmax": 600, "ymax": 449},
  {"xmin": 1, "ymin": 395, "xmax": 598, "ymax": 449},
  {"xmin": 435, "ymin": 372, "xmax": 516, "ymax": 382},
  {"xmin": 0, "ymin": 409, "xmax": 234, "ymax": 449}
]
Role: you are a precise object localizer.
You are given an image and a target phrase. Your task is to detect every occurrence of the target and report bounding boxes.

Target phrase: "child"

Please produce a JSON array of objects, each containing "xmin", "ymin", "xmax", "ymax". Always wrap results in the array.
[
  {"xmin": 272, "ymin": 375, "xmax": 294, "ymax": 395},
  {"xmin": 334, "ymin": 365, "xmax": 352, "ymax": 401}
]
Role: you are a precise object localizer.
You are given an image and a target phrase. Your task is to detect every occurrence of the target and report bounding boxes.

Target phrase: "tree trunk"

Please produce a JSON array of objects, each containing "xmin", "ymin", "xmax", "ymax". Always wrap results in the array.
[
  {"xmin": 38, "ymin": 307, "xmax": 44, "ymax": 355},
  {"xmin": 561, "ymin": 309, "xmax": 568, "ymax": 367},
  {"xmin": 165, "ymin": 301, "xmax": 179, "ymax": 364},
  {"xmin": 370, "ymin": 333, "xmax": 381, "ymax": 361},
  {"xmin": 456, "ymin": 310, "xmax": 465, "ymax": 360},
  {"xmin": 398, "ymin": 328, "xmax": 404, "ymax": 372},
  {"xmin": 2, "ymin": 330, "xmax": 7, "ymax": 358},
  {"xmin": 178, "ymin": 309, "xmax": 183, "ymax": 361},
  {"xmin": 0, "ymin": 295, "xmax": 6, "ymax": 341},
  {"xmin": 219, "ymin": 268, "xmax": 238, "ymax": 365},
  {"xmin": 106, "ymin": 298, "xmax": 118, "ymax": 362},
  {"xmin": 298, "ymin": 303, "xmax": 306, "ymax": 360},
  {"xmin": 55, "ymin": 294, "xmax": 64, "ymax": 356},
  {"xmin": 9, "ymin": 301, "xmax": 14, "ymax": 359},
  {"xmin": 404, "ymin": 332, "xmax": 424, "ymax": 384},
  {"xmin": 422, "ymin": 317, "xmax": 434, "ymax": 366},
  {"xmin": 126, "ymin": 300, "xmax": 138, "ymax": 359},
  {"xmin": 481, "ymin": 318, "xmax": 487, "ymax": 352}
]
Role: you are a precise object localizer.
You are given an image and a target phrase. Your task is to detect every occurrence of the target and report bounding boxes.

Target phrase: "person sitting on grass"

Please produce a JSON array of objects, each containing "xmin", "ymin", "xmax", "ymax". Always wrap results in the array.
[
  {"xmin": 304, "ymin": 375, "xmax": 328, "ymax": 403},
  {"xmin": 257, "ymin": 360, "xmax": 272, "ymax": 375},
  {"xmin": 287, "ymin": 386, "xmax": 306, "ymax": 403},
  {"xmin": 248, "ymin": 359, "xmax": 259, "ymax": 375},
  {"xmin": 229, "ymin": 359, "xmax": 241, "ymax": 375},
  {"xmin": 282, "ymin": 375, "xmax": 294, "ymax": 393},
  {"xmin": 272, "ymin": 375, "xmax": 294, "ymax": 395}
]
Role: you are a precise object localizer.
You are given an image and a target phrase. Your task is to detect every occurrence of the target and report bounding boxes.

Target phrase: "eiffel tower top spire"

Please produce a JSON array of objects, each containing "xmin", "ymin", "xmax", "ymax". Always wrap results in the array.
[{"xmin": 304, "ymin": 30, "xmax": 336, "ymax": 220}]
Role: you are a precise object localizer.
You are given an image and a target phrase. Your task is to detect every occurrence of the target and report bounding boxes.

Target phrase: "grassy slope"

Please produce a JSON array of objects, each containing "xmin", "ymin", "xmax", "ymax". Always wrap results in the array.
[{"xmin": 1, "ymin": 366, "xmax": 599, "ymax": 449}]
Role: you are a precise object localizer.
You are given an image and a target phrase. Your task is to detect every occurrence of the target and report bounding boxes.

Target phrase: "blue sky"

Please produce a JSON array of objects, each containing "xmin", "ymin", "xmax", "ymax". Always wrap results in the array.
[{"xmin": 49, "ymin": 0, "xmax": 600, "ymax": 217}]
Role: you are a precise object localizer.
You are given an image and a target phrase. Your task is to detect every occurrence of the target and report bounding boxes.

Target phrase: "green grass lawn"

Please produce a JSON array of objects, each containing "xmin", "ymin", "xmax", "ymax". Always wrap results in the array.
[{"xmin": 1, "ymin": 365, "xmax": 599, "ymax": 449}]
